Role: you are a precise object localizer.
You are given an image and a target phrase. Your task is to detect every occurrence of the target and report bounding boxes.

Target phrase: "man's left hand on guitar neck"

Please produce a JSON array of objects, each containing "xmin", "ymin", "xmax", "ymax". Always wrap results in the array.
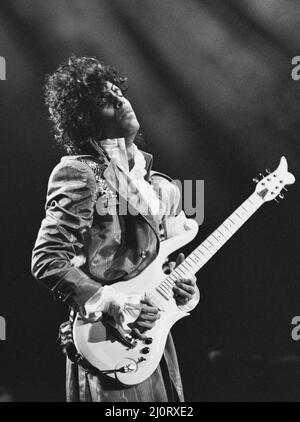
[
  {"xmin": 129, "ymin": 253, "xmax": 199, "ymax": 339},
  {"xmin": 164, "ymin": 252, "xmax": 199, "ymax": 309}
]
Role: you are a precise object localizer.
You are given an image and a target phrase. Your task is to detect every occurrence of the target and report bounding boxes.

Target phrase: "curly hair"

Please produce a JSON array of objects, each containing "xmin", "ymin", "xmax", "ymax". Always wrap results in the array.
[{"xmin": 44, "ymin": 55, "xmax": 128, "ymax": 154}]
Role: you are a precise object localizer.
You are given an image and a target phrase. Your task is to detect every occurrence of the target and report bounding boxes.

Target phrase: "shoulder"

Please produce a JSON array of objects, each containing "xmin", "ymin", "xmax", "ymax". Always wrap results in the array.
[
  {"xmin": 150, "ymin": 170, "xmax": 179, "ymax": 194},
  {"xmin": 48, "ymin": 155, "xmax": 98, "ymax": 187},
  {"xmin": 150, "ymin": 170, "xmax": 175, "ymax": 183},
  {"xmin": 150, "ymin": 170, "xmax": 181, "ymax": 215}
]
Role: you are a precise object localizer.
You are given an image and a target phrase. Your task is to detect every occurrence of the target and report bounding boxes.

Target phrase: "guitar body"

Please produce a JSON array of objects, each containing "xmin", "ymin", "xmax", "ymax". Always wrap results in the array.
[
  {"xmin": 73, "ymin": 156, "xmax": 295, "ymax": 386},
  {"xmin": 73, "ymin": 219, "xmax": 199, "ymax": 385}
]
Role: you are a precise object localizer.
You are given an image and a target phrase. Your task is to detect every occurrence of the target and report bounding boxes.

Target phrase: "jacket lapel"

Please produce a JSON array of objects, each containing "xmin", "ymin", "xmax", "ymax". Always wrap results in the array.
[{"xmin": 103, "ymin": 159, "xmax": 161, "ymax": 239}]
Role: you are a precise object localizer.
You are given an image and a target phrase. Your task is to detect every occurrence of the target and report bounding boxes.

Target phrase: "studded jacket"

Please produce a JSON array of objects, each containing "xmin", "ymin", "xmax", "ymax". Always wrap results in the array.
[
  {"xmin": 31, "ymin": 150, "xmax": 180, "ymax": 311},
  {"xmin": 31, "ymin": 147, "xmax": 185, "ymax": 401}
]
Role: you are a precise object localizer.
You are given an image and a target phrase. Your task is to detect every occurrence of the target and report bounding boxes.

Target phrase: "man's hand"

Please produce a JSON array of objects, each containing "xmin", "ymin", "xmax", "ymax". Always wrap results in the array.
[
  {"xmin": 128, "ymin": 296, "xmax": 160, "ymax": 340},
  {"xmin": 164, "ymin": 253, "xmax": 197, "ymax": 306}
]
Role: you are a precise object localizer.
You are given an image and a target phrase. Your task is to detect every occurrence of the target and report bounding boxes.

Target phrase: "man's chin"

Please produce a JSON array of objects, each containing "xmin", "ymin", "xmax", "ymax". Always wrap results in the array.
[{"xmin": 123, "ymin": 121, "xmax": 140, "ymax": 136}]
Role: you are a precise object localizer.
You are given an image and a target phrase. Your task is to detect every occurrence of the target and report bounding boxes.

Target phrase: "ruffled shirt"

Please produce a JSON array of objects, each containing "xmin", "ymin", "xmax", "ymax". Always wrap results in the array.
[
  {"xmin": 83, "ymin": 138, "xmax": 160, "ymax": 326},
  {"xmin": 84, "ymin": 138, "xmax": 199, "ymax": 326},
  {"xmin": 99, "ymin": 138, "xmax": 160, "ymax": 215}
]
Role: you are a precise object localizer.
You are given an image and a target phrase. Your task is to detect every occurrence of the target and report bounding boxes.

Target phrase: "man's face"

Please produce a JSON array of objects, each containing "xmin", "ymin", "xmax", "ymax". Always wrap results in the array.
[{"xmin": 99, "ymin": 82, "xmax": 140, "ymax": 140}]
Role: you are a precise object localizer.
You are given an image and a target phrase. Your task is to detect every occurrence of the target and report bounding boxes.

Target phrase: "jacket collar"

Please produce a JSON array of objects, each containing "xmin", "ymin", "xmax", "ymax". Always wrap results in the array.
[
  {"xmin": 103, "ymin": 159, "xmax": 160, "ymax": 240},
  {"xmin": 61, "ymin": 140, "xmax": 158, "ymax": 237}
]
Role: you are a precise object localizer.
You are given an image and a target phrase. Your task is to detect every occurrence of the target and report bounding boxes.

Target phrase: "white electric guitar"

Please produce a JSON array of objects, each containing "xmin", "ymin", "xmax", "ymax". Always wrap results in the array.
[{"xmin": 73, "ymin": 156, "xmax": 295, "ymax": 385}]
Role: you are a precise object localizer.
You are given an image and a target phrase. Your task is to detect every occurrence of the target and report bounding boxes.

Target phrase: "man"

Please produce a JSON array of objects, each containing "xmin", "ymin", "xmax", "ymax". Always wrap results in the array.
[{"xmin": 31, "ymin": 55, "xmax": 199, "ymax": 402}]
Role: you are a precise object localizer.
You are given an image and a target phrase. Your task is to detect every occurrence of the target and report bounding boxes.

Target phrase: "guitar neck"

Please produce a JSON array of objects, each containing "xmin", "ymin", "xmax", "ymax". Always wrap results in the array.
[{"xmin": 170, "ymin": 192, "xmax": 264, "ymax": 280}]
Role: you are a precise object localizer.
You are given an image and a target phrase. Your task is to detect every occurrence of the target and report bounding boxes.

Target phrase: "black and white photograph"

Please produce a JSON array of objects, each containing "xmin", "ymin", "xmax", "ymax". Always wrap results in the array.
[{"xmin": 0, "ymin": 0, "xmax": 299, "ymax": 404}]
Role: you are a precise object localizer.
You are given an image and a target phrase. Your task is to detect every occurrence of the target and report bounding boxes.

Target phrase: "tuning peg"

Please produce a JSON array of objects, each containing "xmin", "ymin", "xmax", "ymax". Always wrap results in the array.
[
  {"xmin": 259, "ymin": 173, "xmax": 264, "ymax": 178},
  {"xmin": 265, "ymin": 168, "xmax": 271, "ymax": 174},
  {"xmin": 279, "ymin": 194, "xmax": 284, "ymax": 199},
  {"xmin": 274, "ymin": 198, "xmax": 279, "ymax": 204},
  {"xmin": 252, "ymin": 177, "xmax": 259, "ymax": 183},
  {"xmin": 282, "ymin": 187, "xmax": 288, "ymax": 192}
]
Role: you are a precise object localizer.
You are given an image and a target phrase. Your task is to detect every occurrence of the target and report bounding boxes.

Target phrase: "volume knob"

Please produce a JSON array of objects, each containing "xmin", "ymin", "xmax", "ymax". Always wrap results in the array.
[
  {"xmin": 144, "ymin": 337, "xmax": 153, "ymax": 345},
  {"xmin": 141, "ymin": 347, "xmax": 150, "ymax": 354}
]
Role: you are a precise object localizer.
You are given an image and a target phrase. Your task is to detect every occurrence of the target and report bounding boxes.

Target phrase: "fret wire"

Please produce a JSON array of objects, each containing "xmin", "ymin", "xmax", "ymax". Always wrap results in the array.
[
  {"xmin": 169, "ymin": 273, "xmax": 179, "ymax": 282},
  {"xmin": 180, "ymin": 264, "xmax": 194, "ymax": 277},
  {"xmin": 206, "ymin": 239, "xmax": 216, "ymax": 249},
  {"xmin": 239, "ymin": 208, "xmax": 247, "ymax": 217},
  {"xmin": 222, "ymin": 223, "xmax": 231, "ymax": 232},
  {"xmin": 185, "ymin": 259, "xmax": 196, "ymax": 268},
  {"xmin": 212, "ymin": 233, "xmax": 221, "ymax": 243},
  {"xmin": 232, "ymin": 216, "xmax": 242, "ymax": 226},
  {"xmin": 148, "ymin": 291, "xmax": 163, "ymax": 308},
  {"xmin": 157, "ymin": 194, "xmax": 263, "ymax": 291},
  {"xmin": 164, "ymin": 280, "xmax": 174, "ymax": 291},
  {"xmin": 157, "ymin": 285, "xmax": 168, "ymax": 296},
  {"xmin": 160, "ymin": 282, "xmax": 171, "ymax": 293},
  {"xmin": 155, "ymin": 287, "xmax": 169, "ymax": 300},
  {"xmin": 223, "ymin": 225, "xmax": 234, "ymax": 236},
  {"xmin": 165, "ymin": 279, "xmax": 175, "ymax": 288},
  {"xmin": 197, "ymin": 248, "xmax": 209, "ymax": 260},
  {"xmin": 179, "ymin": 263, "xmax": 188, "ymax": 272},
  {"xmin": 186, "ymin": 256, "xmax": 199, "ymax": 267},
  {"xmin": 197, "ymin": 249, "xmax": 208, "ymax": 261},
  {"xmin": 157, "ymin": 284, "xmax": 169, "ymax": 293},
  {"xmin": 238, "ymin": 208, "xmax": 246, "ymax": 216},
  {"xmin": 248, "ymin": 195, "xmax": 261, "ymax": 208},
  {"xmin": 160, "ymin": 283, "xmax": 171, "ymax": 294},
  {"xmin": 164, "ymin": 278, "xmax": 175, "ymax": 287},
  {"xmin": 202, "ymin": 244, "xmax": 213, "ymax": 256},
  {"xmin": 186, "ymin": 255, "xmax": 198, "ymax": 263},
  {"xmin": 176, "ymin": 267, "xmax": 188, "ymax": 277},
  {"xmin": 175, "ymin": 267, "xmax": 186, "ymax": 277},
  {"xmin": 208, "ymin": 237, "xmax": 219, "ymax": 249},
  {"xmin": 193, "ymin": 249, "xmax": 204, "ymax": 260},
  {"xmin": 235, "ymin": 211, "xmax": 243, "ymax": 220},
  {"xmin": 182, "ymin": 261, "xmax": 194, "ymax": 271},
  {"xmin": 163, "ymin": 274, "xmax": 174, "ymax": 285},
  {"xmin": 192, "ymin": 251, "xmax": 205, "ymax": 262},
  {"xmin": 217, "ymin": 227, "xmax": 228, "ymax": 238},
  {"xmin": 188, "ymin": 255, "xmax": 202, "ymax": 266},
  {"xmin": 201, "ymin": 243, "xmax": 210, "ymax": 252},
  {"xmin": 170, "ymin": 271, "xmax": 181, "ymax": 281}
]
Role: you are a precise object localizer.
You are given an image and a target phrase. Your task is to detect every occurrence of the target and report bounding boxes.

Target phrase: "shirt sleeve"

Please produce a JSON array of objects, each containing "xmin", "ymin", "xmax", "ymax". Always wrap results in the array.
[{"xmin": 31, "ymin": 159, "xmax": 102, "ymax": 310}]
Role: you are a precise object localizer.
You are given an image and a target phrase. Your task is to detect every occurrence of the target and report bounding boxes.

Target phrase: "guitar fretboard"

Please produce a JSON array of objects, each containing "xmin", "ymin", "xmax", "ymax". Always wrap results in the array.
[{"xmin": 154, "ymin": 192, "xmax": 264, "ymax": 301}]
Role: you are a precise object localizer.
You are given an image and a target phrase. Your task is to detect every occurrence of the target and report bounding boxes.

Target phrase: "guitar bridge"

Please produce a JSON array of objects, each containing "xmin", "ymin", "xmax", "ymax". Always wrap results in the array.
[{"xmin": 104, "ymin": 317, "xmax": 138, "ymax": 349}]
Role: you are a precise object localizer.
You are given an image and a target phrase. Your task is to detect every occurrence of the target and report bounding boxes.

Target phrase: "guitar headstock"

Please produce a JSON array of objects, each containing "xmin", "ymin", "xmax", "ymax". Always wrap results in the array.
[{"xmin": 254, "ymin": 156, "xmax": 295, "ymax": 202}]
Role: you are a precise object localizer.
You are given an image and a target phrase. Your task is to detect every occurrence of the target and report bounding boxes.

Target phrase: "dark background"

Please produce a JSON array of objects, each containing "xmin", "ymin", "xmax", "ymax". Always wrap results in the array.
[{"xmin": 0, "ymin": 0, "xmax": 300, "ymax": 401}]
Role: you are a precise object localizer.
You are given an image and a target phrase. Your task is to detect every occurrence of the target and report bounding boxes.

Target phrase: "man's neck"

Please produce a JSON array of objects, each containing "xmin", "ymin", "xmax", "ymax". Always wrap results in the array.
[
  {"xmin": 125, "ymin": 141, "xmax": 135, "ymax": 162},
  {"xmin": 93, "ymin": 137, "xmax": 137, "ymax": 172}
]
